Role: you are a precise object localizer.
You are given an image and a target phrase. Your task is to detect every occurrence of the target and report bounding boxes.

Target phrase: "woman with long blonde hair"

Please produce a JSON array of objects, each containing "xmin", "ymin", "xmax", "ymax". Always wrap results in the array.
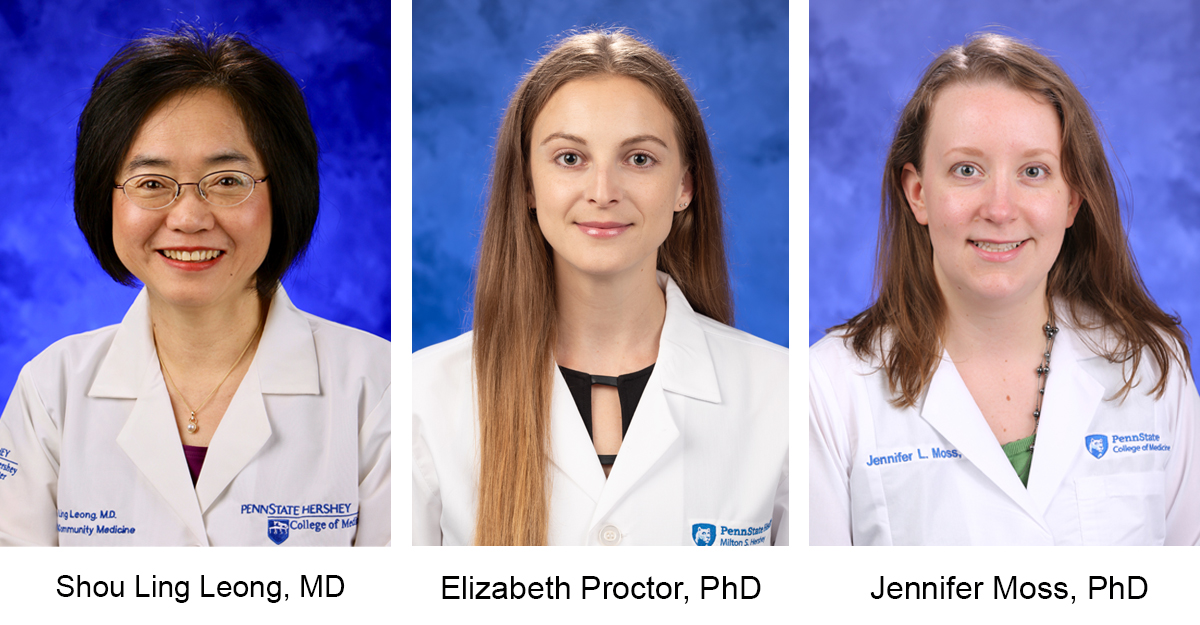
[
  {"xmin": 413, "ymin": 30, "xmax": 788, "ymax": 546},
  {"xmin": 810, "ymin": 33, "xmax": 1200, "ymax": 545}
]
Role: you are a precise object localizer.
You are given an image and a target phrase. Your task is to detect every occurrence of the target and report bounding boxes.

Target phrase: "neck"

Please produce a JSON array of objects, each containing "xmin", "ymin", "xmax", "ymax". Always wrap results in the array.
[
  {"xmin": 941, "ymin": 282, "xmax": 1050, "ymax": 361},
  {"xmin": 554, "ymin": 261, "xmax": 665, "ymax": 375},
  {"xmin": 150, "ymin": 289, "xmax": 266, "ymax": 376}
]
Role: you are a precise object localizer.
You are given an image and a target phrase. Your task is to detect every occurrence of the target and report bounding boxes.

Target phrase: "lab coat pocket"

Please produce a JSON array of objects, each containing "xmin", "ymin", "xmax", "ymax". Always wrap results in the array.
[{"xmin": 1074, "ymin": 471, "xmax": 1166, "ymax": 545}]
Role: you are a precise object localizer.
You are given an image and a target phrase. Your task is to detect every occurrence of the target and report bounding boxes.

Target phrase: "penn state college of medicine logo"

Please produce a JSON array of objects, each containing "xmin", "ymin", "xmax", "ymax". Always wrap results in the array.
[
  {"xmin": 1085, "ymin": 434, "xmax": 1108, "ymax": 459},
  {"xmin": 692, "ymin": 523, "xmax": 716, "ymax": 546},
  {"xmin": 267, "ymin": 519, "xmax": 290, "ymax": 545}
]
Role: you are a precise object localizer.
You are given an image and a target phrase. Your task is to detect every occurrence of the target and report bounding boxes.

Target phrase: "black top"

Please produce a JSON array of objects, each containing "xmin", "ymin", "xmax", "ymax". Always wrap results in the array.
[{"xmin": 559, "ymin": 363, "xmax": 655, "ymax": 466}]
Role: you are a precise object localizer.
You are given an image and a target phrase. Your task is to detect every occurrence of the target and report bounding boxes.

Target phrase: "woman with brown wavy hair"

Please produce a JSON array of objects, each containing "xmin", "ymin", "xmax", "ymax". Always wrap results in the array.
[
  {"xmin": 413, "ymin": 30, "xmax": 788, "ymax": 546},
  {"xmin": 810, "ymin": 33, "xmax": 1200, "ymax": 545}
]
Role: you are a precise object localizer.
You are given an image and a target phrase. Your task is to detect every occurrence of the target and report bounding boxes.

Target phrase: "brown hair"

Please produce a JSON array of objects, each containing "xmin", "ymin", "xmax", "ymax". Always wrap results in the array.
[
  {"xmin": 473, "ymin": 29, "xmax": 731, "ymax": 545},
  {"xmin": 837, "ymin": 32, "xmax": 1190, "ymax": 406}
]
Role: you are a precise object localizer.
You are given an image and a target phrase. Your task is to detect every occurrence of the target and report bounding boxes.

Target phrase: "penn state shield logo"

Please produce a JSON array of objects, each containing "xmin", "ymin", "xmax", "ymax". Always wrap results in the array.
[
  {"xmin": 267, "ymin": 519, "xmax": 290, "ymax": 545},
  {"xmin": 692, "ymin": 523, "xmax": 716, "ymax": 546},
  {"xmin": 1085, "ymin": 434, "xmax": 1108, "ymax": 459}
]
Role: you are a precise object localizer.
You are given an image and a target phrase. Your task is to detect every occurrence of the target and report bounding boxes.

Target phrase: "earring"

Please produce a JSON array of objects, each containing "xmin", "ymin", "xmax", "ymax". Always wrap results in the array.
[{"xmin": 678, "ymin": 202, "xmax": 688, "ymax": 209}]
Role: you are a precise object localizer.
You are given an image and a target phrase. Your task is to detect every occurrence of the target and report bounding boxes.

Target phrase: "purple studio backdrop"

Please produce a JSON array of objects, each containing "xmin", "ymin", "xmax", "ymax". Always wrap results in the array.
[
  {"xmin": 413, "ymin": 0, "xmax": 789, "ymax": 352},
  {"xmin": 811, "ymin": 0, "xmax": 1200, "ymax": 382},
  {"xmin": 0, "ymin": 0, "xmax": 390, "ymax": 402}
]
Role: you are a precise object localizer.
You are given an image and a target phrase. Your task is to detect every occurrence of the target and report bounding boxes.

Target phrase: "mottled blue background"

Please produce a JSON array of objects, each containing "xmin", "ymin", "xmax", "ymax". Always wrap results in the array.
[
  {"xmin": 413, "ymin": 0, "xmax": 788, "ymax": 352},
  {"xmin": 811, "ymin": 1, "xmax": 1200, "ymax": 381},
  {"xmin": 0, "ymin": 0, "xmax": 389, "ymax": 401}
]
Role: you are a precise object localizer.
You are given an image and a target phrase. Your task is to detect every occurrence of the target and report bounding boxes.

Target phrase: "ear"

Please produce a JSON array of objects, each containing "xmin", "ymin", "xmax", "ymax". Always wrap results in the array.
[
  {"xmin": 526, "ymin": 188, "xmax": 536, "ymax": 211},
  {"xmin": 901, "ymin": 163, "xmax": 928, "ymax": 225},
  {"xmin": 1065, "ymin": 187, "xmax": 1081, "ymax": 228},
  {"xmin": 675, "ymin": 169, "xmax": 694, "ymax": 212}
]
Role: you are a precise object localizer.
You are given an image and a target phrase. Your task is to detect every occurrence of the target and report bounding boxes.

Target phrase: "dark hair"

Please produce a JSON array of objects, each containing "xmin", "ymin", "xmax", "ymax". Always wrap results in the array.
[
  {"xmin": 74, "ymin": 24, "xmax": 319, "ymax": 299},
  {"xmin": 837, "ymin": 32, "xmax": 1190, "ymax": 405}
]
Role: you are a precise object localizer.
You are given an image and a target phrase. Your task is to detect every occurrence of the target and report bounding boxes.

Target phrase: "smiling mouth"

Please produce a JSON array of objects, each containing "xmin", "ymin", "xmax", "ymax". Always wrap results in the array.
[
  {"xmin": 972, "ymin": 240, "xmax": 1025, "ymax": 252},
  {"xmin": 160, "ymin": 249, "xmax": 224, "ymax": 262}
]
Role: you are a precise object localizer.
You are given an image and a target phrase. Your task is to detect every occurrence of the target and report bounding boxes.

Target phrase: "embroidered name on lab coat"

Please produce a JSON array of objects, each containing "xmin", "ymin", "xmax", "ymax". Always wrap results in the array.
[{"xmin": 865, "ymin": 447, "xmax": 964, "ymax": 467}]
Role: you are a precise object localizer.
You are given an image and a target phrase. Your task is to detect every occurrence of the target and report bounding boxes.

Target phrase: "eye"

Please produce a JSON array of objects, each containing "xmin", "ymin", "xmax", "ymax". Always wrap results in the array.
[
  {"xmin": 1024, "ymin": 166, "xmax": 1045, "ymax": 179},
  {"xmin": 555, "ymin": 152, "xmax": 583, "ymax": 167},
  {"xmin": 628, "ymin": 152, "xmax": 656, "ymax": 167},
  {"xmin": 135, "ymin": 177, "xmax": 167, "ymax": 190},
  {"xmin": 214, "ymin": 174, "xmax": 248, "ymax": 188},
  {"xmin": 953, "ymin": 164, "xmax": 978, "ymax": 177}
]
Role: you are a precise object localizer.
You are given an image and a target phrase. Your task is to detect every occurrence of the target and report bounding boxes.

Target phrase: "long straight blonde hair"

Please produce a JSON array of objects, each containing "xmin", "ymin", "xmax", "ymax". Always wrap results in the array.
[
  {"xmin": 838, "ymin": 33, "xmax": 1190, "ymax": 406},
  {"xmin": 473, "ymin": 30, "xmax": 732, "ymax": 545}
]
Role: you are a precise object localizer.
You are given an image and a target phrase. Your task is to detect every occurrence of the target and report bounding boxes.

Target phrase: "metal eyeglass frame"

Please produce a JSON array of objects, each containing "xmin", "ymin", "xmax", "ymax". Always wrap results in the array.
[{"xmin": 114, "ymin": 170, "xmax": 270, "ymax": 210}]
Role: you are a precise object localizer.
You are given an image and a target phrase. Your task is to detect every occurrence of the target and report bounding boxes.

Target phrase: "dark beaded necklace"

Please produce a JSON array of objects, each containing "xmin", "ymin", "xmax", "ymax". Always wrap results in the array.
[{"xmin": 1028, "ymin": 315, "xmax": 1059, "ymax": 453}]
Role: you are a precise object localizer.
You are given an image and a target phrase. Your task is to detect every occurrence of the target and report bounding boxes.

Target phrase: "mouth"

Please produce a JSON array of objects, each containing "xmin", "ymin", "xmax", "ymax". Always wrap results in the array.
[
  {"xmin": 576, "ymin": 222, "xmax": 632, "ymax": 238},
  {"xmin": 971, "ymin": 240, "xmax": 1026, "ymax": 253},
  {"xmin": 158, "ymin": 249, "xmax": 224, "ymax": 262}
]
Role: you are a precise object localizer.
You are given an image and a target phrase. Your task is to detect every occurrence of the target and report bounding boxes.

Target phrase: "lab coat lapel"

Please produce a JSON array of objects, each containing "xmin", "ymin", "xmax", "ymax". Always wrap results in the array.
[
  {"xmin": 1025, "ymin": 326, "xmax": 1104, "ymax": 515},
  {"xmin": 98, "ymin": 291, "xmax": 209, "ymax": 546},
  {"xmin": 588, "ymin": 274, "xmax": 719, "ymax": 526},
  {"xmin": 194, "ymin": 365, "xmax": 271, "ymax": 512},
  {"xmin": 920, "ymin": 354, "xmax": 1046, "ymax": 527},
  {"xmin": 196, "ymin": 288, "xmax": 318, "ymax": 511},
  {"xmin": 549, "ymin": 369, "xmax": 606, "ymax": 503}
]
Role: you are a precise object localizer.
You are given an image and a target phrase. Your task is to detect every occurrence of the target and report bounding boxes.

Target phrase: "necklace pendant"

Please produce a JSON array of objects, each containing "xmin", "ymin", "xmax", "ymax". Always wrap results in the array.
[{"xmin": 187, "ymin": 412, "xmax": 199, "ymax": 434}]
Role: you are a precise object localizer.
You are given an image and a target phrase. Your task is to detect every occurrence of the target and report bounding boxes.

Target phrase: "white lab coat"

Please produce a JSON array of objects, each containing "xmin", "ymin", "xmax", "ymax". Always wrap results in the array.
[
  {"xmin": 809, "ymin": 319, "xmax": 1200, "ymax": 545},
  {"xmin": 412, "ymin": 272, "xmax": 788, "ymax": 546},
  {"xmin": 0, "ymin": 287, "xmax": 390, "ymax": 546}
]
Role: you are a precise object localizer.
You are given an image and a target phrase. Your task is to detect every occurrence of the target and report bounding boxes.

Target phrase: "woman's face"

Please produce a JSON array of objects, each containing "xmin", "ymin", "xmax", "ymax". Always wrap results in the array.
[
  {"xmin": 528, "ymin": 75, "xmax": 692, "ymax": 282},
  {"xmin": 901, "ymin": 81, "xmax": 1080, "ymax": 310},
  {"xmin": 112, "ymin": 89, "xmax": 271, "ymax": 312}
]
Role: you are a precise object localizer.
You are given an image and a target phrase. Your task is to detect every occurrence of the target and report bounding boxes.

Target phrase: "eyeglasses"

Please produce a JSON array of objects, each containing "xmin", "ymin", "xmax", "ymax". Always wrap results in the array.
[{"xmin": 115, "ymin": 170, "xmax": 269, "ymax": 210}]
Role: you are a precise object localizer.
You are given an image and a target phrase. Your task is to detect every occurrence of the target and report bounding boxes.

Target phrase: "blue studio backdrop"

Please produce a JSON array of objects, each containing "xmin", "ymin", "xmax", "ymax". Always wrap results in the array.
[
  {"xmin": 413, "ymin": 0, "xmax": 789, "ymax": 352},
  {"xmin": 811, "ymin": 0, "xmax": 1200, "ymax": 381},
  {"xmin": 0, "ymin": 0, "xmax": 390, "ymax": 403}
]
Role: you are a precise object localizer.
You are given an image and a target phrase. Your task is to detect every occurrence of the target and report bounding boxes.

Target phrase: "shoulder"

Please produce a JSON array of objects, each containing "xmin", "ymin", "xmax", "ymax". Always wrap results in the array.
[
  {"xmin": 412, "ymin": 332, "xmax": 475, "ymax": 405},
  {"xmin": 695, "ymin": 315, "xmax": 787, "ymax": 363},
  {"xmin": 20, "ymin": 324, "xmax": 120, "ymax": 388},
  {"xmin": 299, "ymin": 311, "xmax": 391, "ymax": 389},
  {"xmin": 810, "ymin": 331, "xmax": 876, "ymax": 375},
  {"xmin": 303, "ymin": 311, "xmax": 390, "ymax": 361},
  {"xmin": 413, "ymin": 331, "xmax": 474, "ymax": 380}
]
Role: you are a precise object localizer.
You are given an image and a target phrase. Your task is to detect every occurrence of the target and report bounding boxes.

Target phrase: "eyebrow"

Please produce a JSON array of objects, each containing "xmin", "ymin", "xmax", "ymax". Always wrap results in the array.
[
  {"xmin": 943, "ymin": 146, "xmax": 1059, "ymax": 160},
  {"xmin": 124, "ymin": 150, "xmax": 255, "ymax": 174},
  {"xmin": 538, "ymin": 132, "xmax": 670, "ymax": 149}
]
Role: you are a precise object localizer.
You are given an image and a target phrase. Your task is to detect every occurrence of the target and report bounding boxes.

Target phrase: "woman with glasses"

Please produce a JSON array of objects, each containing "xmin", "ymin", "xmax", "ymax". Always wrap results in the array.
[{"xmin": 0, "ymin": 26, "xmax": 390, "ymax": 546}]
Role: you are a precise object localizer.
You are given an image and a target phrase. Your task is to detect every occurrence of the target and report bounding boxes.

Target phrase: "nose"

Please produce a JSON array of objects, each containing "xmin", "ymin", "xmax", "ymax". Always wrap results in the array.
[
  {"xmin": 164, "ymin": 185, "xmax": 215, "ymax": 233},
  {"xmin": 586, "ymin": 163, "xmax": 621, "ymax": 207},
  {"xmin": 979, "ymin": 177, "xmax": 1017, "ymax": 223}
]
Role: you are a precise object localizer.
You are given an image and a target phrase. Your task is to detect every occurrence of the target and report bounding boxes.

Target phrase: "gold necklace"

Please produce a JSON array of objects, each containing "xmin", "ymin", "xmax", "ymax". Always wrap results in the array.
[{"xmin": 155, "ymin": 320, "xmax": 263, "ymax": 435}]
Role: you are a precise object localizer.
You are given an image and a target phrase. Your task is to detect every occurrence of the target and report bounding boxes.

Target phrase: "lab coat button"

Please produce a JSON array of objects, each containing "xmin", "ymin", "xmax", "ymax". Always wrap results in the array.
[{"xmin": 599, "ymin": 525, "xmax": 622, "ymax": 546}]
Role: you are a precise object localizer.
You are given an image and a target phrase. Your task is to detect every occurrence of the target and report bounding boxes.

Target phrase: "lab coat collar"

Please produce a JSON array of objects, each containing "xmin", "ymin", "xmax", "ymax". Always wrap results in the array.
[
  {"xmin": 89, "ymin": 287, "xmax": 320, "ymax": 399},
  {"xmin": 654, "ymin": 272, "xmax": 722, "ymax": 404},
  {"xmin": 917, "ymin": 320, "xmax": 1105, "ymax": 531},
  {"xmin": 97, "ymin": 286, "xmax": 322, "ymax": 538},
  {"xmin": 1023, "ymin": 322, "xmax": 1105, "ymax": 516},
  {"xmin": 547, "ymin": 272, "xmax": 716, "ymax": 525}
]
